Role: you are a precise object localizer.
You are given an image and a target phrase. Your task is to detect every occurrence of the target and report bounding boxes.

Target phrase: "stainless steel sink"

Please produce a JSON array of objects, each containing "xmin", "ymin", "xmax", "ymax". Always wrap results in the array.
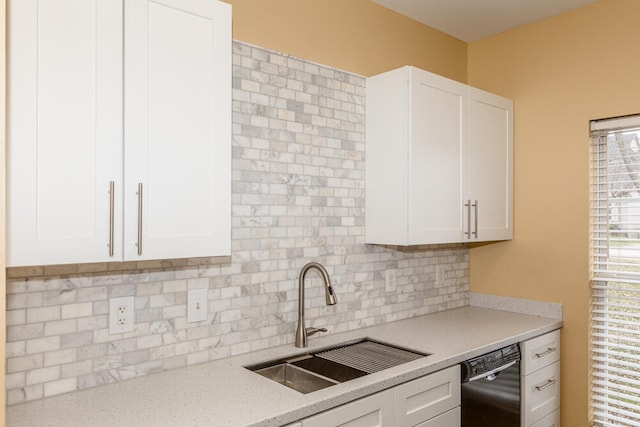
[
  {"xmin": 289, "ymin": 355, "xmax": 368, "ymax": 383},
  {"xmin": 246, "ymin": 338, "xmax": 430, "ymax": 393},
  {"xmin": 253, "ymin": 363, "xmax": 338, "ymax": 394}
]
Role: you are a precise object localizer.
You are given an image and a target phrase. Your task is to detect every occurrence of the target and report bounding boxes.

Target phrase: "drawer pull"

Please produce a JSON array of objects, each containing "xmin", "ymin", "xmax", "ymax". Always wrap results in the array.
[
  {"xmin": 535, "ymin": 346, "xmax": 557, "ymax": 358},
  {"xmin": 535, "ymin": 378, "xmax": 557, "ymax": 391}
]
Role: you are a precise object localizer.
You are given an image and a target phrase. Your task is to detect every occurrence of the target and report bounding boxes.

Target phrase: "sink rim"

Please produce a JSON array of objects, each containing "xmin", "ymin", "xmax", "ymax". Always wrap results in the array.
[
  {"xmin": 245, "ymin": 337, "xmax": 429, "ymax": 372},
  {"xmin": 245, "ymin": 337, "xmax": 431, "ymax": 393}
]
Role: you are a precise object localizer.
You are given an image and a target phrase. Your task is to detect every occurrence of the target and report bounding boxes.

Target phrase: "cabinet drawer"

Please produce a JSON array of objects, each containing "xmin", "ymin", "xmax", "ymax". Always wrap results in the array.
[
  {"xmin": 521, "ymin": 330, "xmax": 560, "ymax": 375},
  {"xmin": 302, "ymin": 389, "xmax": 394, "ymax": 427},
  {"xmin": 415, "ymin": 406, "xmax": 460, "ymax": 427},
  {"xmin": 522, "ymin": 361, "xmax": 561, "ymax": 426},
  {"xmin": 394, "ymin": 366, "xmax": 461, "ymax": 427},
  {"xmin": 530, "ymin": 409, "xmax": 560, "ymax": 427}
]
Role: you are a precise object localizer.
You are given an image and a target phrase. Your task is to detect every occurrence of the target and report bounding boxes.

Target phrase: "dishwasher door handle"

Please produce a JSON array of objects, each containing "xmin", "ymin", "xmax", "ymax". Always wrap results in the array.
[{"xmin": 468, "ymin": 360, "xmax": 518, "ymax": 382}]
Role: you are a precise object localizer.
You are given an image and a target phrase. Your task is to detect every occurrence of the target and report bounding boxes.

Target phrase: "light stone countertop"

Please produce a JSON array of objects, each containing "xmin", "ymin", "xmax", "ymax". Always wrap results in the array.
[{"xmin": 7, "ymin": 306, "xmax": 563, "ymax": 427}]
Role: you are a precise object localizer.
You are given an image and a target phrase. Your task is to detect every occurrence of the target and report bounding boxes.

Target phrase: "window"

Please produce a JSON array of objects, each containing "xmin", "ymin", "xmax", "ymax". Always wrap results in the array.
[{"xmin": 590, "ymin": 115, "xmax": 640, "ymax": 426}]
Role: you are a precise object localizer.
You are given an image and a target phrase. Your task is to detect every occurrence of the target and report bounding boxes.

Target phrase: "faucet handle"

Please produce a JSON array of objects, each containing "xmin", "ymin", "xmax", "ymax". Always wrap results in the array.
[{"xmin": 306, "ymin": 327, "xmax": 328, "ymax": 337}]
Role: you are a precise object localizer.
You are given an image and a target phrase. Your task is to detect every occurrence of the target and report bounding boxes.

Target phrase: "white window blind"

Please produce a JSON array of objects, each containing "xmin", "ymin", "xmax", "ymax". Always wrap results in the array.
[{"xmin": 591, "ymin": 114, "xmax": 640, "ymax": 427}]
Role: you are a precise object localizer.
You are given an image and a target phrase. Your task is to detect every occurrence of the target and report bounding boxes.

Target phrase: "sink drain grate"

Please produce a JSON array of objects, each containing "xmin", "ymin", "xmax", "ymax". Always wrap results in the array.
[{"xmin": 315, "ymin": 340, "xmax": 426, "ymax": 374}]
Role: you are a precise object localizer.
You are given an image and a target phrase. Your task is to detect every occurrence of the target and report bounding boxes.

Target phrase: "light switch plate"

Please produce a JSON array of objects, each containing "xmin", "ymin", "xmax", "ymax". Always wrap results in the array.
[
  {"xmin": 187, "ymin": 289, "xmax": 208, "ymax": 323},
  {"xmin": 436, "ymin": 264, "xmax": 446, "ymax": 287},
  {"xmin": 109, "ymin": 296, "xmax": 135, "ymax": 334},
  {"xmin": 385, "ymin": 269, "xmax": 398, "ymax": 292}
]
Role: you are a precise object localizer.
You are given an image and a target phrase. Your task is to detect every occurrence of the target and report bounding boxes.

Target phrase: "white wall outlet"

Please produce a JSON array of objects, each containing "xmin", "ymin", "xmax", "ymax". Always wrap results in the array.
[
  {"xmin": 187, "ymin": 289, "xmax": 208, "ymax": 323},
  {"xmin": 436, "ymin": 264, "xmax": 446, "ymax": 287},
  {"xmin": 385, "ymin": 269, "xmax": 398, "ymax": 292},
  {"xmin": 109, "ymin": 296, "xmax": 135, "ymax": 334}
]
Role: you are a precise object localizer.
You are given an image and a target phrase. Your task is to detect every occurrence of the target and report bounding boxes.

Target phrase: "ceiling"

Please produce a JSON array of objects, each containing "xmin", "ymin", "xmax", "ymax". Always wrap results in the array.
[{"xmin": 370, "ymin": 0, "xmax": 600, "ymax": 42}]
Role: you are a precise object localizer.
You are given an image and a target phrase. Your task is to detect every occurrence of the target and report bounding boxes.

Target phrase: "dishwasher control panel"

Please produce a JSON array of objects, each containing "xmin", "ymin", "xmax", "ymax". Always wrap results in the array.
[{"xmin": 461, "ymin": 343, "xmax": 520, "ymax": 381}]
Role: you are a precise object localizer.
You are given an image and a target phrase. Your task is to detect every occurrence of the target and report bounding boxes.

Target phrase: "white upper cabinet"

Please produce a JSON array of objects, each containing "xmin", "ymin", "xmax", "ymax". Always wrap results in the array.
[
  {"xmin": 366, "ymin": 66, "xmax": 513, "ymax": 245},
  {"xmin": 7, "ymin": 0, "xmax": 231, "ymax": 266},
  {"xmin": 124, "ymin": 0, "xmax": 231, "ymax": 261}
]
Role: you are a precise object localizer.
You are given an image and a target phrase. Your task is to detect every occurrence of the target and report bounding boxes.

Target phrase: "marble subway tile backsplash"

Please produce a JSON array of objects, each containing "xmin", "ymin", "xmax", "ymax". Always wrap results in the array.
[{"xmin": 5, "ymin": 41, "xmax": 470, "ymax": 405}]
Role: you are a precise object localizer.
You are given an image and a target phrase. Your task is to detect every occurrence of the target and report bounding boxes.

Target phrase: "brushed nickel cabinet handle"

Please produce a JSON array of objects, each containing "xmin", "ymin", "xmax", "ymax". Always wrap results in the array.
[
  {"xmin": 464, "ymin": 200, "xmax": 471, "ymax": 238},
  {"xmin": 535, "ymin": 378, "xmax": 557, "ymax": 391},
  {"xmin": 137, "ymin": 182, "xmax": 143, "ymax": 256},
  {"xmin": 535, "ymin": 347, "xmax": 558, "ymax": 358},
  {"xmin": 109, "ymin": 181, "xmax": 115, "ymax": 257},
  {"xmin": 473, "ymin": 200, "xmax": 478, "ymax": 238}
]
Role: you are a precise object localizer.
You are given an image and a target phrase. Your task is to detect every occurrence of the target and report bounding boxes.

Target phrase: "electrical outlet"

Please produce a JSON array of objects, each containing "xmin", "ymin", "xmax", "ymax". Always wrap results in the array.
[
  {"xmin": 109, "ymin": 296, "xmax": 135, "ymax": 334},
  {"xmin": 187, "ymin": 289, "xmax": 208, "ymax": 323},
  {"xmin": 385, "ymin": 269, "xmax": 398, "ymax": 292},
  {"xmin": 436, "ymin": 264, "xmax": 446, "ymax": 287}
]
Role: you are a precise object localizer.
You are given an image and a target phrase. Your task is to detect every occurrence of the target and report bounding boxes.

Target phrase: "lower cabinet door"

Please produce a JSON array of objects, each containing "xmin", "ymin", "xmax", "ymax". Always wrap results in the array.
[
  {"xmin": 394, "ymin": 366, "xmax": 461, "ymax": 427},
  {"xmin": 521, "ymin": 330, "xmax": 560, "ymax": 375},
  {"xmin": 302, "ymin": 389, "xmax": 394, "ymax": 427},
  {"xmin": 522, "ymin": 361, "xmax": 561, "ymax": 426},
  {"xmin": 415, "ymin": 407, "xmax": 460, "ymax": 427},
  {"xmin": 530, "ymin": 409, "xmax": 560, "ymax": 427}
]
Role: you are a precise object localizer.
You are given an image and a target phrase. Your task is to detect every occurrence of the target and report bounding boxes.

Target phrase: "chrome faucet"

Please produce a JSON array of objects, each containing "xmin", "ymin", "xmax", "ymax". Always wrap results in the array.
[{"xmin": 295, "ymin": 262, "xmax": 338, "ymax": 347}]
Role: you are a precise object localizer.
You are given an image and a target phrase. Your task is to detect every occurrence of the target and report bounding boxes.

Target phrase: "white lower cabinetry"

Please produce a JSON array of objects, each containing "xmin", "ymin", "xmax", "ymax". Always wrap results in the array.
[
  {"xmin": 414, "ymin": 407, "xmax": 460, "ymax": 427},
  {"xmin": 300, "ymin": 366, "xmax": 460, "ymax": 427},
  {"xmin": 302, "ymin": 389, "xmax": 394, "ymax": 427},
  {"xmin": 521, "ymin": 330, "xmax": 561, "ymax": 426},
  {"xmin": 522, "ymin": 361, "xmax": 561, "ymax": 426},
  {"xmin": 530, "ymin": 409, "xmax": 560, "ymax": 427},
  {"xmin": 394, "ymin": 366, "xmax": 460, "ymax": 427}
]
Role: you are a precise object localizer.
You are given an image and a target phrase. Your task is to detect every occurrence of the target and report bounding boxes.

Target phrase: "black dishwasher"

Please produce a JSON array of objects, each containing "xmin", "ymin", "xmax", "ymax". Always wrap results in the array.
[{"xmin": 460, "ymin": 343, "xmax": 521, "ymax": 427}]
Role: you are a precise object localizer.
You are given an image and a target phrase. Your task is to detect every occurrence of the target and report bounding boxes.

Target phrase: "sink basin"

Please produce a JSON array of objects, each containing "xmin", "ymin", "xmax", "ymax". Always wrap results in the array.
[
  {"xmin": 289, "ymin": 355, "xmax": 368, "ymax": 382},
  {"xmin": 246, "ymin": 338, "xmax": 430, "ymax": 393},
  {"xmin": 254, "ymin": 363, "xmax": 337, "ymax": 394}
]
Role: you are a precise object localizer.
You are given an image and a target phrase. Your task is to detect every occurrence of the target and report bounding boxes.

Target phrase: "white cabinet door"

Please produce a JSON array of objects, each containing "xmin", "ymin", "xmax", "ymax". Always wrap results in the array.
[
  {"xmin": 124, "ymin": 0, "xmax": 231, "ymax": 260},
  {"xmin": 300, "ymin": 368, "xmax": 461, "ymax": 427},
  {"xmin": 394, "ymin": 365, "xmax": 460, "ymax": 427},
  {"xmin": 7, "ymin": 0, "xmax": 124, "ymax": 266},
  {"xmin": 415, "ymin": 407, "xmax": 460, "ymax": 427},
  {"xmin": 530, "ymin": 408, "xmax": 560, "ymax": 427},
  {"xmin": 365, "ymin": 66, "xmax": 410, "ymax": 245},
  {"xmin": 466, "ymin": 87, "xmax": 513, "ymax": 241},
  {"xmin": 522, "ymin": 361, "xmax": 561, "ymax": 426},
  {"xmin": 302, "ymin": 389, "xmax": 394, "ymax": 427},
  {"xmin": 521, "ymin": 330, "xmax": 561, "ymax": 376},
  {"xmin": 409, "ymin": 68, "xmax": 466, "ymax": 244},
  {"xmin": 365, "ymin": 66, "xmax": 466, "ymax": 245}
]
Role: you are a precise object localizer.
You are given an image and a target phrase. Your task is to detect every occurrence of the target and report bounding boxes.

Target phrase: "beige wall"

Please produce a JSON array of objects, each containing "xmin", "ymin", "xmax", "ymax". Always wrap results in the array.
[
  {"xmin": 468, "ymin": 0, "xmax": 640, "ymax": 425},
  {"xmin": 222, "ymin": 0, "xmax": 468, "ymax": 82}
]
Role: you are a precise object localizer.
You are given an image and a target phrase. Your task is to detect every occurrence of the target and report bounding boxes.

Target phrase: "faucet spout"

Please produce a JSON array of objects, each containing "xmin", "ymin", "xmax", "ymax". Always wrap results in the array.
[{"xmin": 295, "ymin": 262, "xmax": 337, "ymax": 348}]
